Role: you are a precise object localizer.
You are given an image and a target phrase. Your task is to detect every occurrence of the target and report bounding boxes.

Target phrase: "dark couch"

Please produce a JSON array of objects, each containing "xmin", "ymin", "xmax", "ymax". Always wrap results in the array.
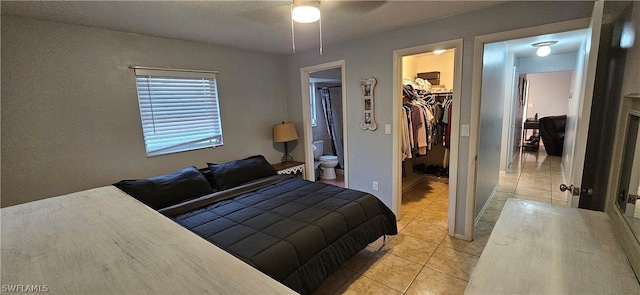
[{"xmin": 538, "ymin": 115, "xmax": 567, "ymax": 156}]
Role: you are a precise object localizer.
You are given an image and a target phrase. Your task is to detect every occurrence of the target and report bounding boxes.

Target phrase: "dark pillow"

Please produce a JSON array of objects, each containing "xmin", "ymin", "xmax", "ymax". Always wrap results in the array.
[
  {"xmin": 113, "ymin": 166, "xmax": 213, "ymax": 210},
  {"xmin": 207, "ymin": 155, "xmax": 277, "ymax": 190}
]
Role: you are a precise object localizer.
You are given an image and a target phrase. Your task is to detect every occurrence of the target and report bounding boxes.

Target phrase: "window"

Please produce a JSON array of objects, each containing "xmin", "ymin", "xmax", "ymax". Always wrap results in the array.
[
  {"xmin": 133, "ymin": 68, "xmax": 223, "ymax": 157},
  {"xmin": 310, "ymin": 82, "xmax": 317, "ymax": 127}
]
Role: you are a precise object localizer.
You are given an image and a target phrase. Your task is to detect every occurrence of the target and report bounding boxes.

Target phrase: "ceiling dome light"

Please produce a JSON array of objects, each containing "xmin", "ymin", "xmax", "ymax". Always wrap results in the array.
[
  {"xmin": 292, "ymin": 5, "xmax": 320, "ymax": 23},
  {"xmin": 536, "ymin": 46, "xmax": 551, "ymax": 57},
  {"xmin": 433, "ymin": 49, "xmax": 446, "ymax": 55},
  {"xmin": 531, "ymin": 40, "xmax": 557, "ymax": 57}
]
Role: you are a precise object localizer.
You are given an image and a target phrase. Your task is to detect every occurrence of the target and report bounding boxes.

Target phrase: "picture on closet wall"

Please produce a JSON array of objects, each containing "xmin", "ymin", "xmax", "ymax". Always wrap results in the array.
[{"xmin": 360, "ymin": 77, "xmax": 377, "ymax": 131}]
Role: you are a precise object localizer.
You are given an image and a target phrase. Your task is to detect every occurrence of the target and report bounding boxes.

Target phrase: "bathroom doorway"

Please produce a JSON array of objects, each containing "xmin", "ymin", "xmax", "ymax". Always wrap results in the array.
[
  {"xmin": 300, "ymin": 60, "xmax": 348, "ymax": 188},
  {"xmin": 310, "ymin": 69, "xmax": 345, "ymax": 187}
]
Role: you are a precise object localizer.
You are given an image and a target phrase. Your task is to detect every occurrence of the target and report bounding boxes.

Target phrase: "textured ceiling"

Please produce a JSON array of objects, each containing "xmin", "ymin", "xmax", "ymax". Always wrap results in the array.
[{"xmin": 1, "ymin": 0, "xmax": 507, "ymax": 55}]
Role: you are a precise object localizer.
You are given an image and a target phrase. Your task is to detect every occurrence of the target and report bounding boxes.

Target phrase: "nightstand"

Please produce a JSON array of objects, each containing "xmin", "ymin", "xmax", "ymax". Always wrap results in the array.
[{"xmin": 272, "ymin": 161, "xmax": 305, "ymax": 178}]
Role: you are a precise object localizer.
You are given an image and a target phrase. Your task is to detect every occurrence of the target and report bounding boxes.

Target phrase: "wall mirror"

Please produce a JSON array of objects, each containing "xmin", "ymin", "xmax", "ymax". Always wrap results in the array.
[{"xmin": 609, "ymin": 93, "xmax": 640, "ymax": 279}]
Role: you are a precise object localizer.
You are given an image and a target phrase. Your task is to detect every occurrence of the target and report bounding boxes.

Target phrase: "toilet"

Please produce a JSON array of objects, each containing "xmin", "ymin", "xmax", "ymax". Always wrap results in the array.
[
  {"xmin": 312, "ymin": 140, "xmax": 339, "ymax": 180},
  {"xmin": 319, "ymin": 155, "xmax": 339, "ymax": 179}
]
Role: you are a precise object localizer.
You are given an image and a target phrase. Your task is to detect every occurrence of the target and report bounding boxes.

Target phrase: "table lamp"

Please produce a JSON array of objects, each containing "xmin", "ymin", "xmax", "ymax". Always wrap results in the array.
[{"xmin": 273, "ymin": 122, "xmax": 298, "ymax": 163}]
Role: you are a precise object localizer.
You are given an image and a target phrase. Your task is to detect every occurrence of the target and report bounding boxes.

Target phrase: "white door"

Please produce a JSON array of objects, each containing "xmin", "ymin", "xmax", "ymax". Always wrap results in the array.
[{"xmin": 561, "ymin": 0, "xmax": 604, "ymax": 207}]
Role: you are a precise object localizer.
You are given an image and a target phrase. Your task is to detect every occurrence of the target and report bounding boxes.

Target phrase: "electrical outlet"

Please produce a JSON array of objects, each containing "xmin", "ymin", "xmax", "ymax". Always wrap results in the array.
[
  {"xmin": 373, "ymin": 181, "xmax": 379, "ymax": 191},
  {"xmin": 384, "ymin": 124, "xmax": 391, "ymax": 134}
]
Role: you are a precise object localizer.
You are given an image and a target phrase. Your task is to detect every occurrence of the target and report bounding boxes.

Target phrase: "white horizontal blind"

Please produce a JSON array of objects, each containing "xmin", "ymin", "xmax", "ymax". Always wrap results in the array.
[{"xmin": 134, "ymin": 68, "xmax": 223, "ymax": 157}]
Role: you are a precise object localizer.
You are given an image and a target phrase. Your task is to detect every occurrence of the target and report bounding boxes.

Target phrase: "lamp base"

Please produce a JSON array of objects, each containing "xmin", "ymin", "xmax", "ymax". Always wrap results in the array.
[
  {"xmin": 281, "ymin": 141, "xmax": 293, "ymax": 164},
  {"xmin": 281, "ymin": 153, "xmax": 293, "ymax": 164}
]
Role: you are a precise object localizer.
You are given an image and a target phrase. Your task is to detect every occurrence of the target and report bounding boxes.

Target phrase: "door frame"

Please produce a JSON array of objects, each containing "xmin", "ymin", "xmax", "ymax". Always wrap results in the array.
[
  {"xmin": 300, "ymin": 60, "xmax": 348, "ymax": 186},
  {"xmin": 392, "ymin": 39, "xmax": 463, "ymax": 238},
  {"xmin": 470, "ymin": 18, "xmax": 591, "ymax": 239}
]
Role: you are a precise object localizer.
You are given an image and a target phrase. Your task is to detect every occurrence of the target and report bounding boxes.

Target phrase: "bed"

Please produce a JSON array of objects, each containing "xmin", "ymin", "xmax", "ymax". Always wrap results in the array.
[{"xmin": 114, "ymin": 155, "xmax": 398, "ymax": 294}]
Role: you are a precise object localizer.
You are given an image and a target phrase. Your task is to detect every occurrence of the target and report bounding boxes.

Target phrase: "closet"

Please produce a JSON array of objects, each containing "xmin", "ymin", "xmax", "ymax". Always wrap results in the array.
[{"xmin": 401, "ymin": 50, "xmax": 455, "ymax": 187}]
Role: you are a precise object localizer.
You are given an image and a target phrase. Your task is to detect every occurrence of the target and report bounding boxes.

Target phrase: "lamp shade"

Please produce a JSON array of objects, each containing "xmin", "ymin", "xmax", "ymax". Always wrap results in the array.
[{"xmin": 273, "ymin": 122, "xmax": 298, "ymax": 142}]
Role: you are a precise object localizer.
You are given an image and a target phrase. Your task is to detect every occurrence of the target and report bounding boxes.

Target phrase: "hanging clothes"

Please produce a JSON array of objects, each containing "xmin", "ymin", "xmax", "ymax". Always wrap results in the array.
[{"xmin": 400, "ymin": 86, "xmax": 453, "ymax": 160}]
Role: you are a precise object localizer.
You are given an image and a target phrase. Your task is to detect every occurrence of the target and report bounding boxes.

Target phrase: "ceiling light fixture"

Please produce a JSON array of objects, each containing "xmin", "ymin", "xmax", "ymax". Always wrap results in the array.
[
  {"xmin": 292, "ymin": 3, "xmax": 320, "ymax": 23},
  {"xmin": 291, "ymin": 0, "xmax": 323, "ymax": 55},
  {"xmin": 536, "ymin": 46, "xmax": 551, "ymax": 57},
  {"xmin": 433, "ymin": 49, "xmax": 446, "ymax": 55},
  {"xmin": 531, "ymin": 40, "xmax": 558, "ymax": 57}
]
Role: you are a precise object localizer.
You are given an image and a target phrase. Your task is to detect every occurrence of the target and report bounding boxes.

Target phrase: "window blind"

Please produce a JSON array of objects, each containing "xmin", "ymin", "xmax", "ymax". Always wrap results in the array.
[{"xmin": 134, "ymin": 68, "xmax": 223, "ymax": 157}]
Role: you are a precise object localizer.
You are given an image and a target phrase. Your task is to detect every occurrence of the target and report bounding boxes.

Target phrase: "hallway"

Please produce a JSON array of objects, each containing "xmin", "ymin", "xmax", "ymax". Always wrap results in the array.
[{"xmin": 313, "ymin": 147, "xmax": 566, "ymax": 294}]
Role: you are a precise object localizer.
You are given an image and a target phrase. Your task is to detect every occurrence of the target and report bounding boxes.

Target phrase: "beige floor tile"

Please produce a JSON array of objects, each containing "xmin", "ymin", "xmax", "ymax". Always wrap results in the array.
[
  {"xmin": 513, "ymin": 194, "xmax": 552, "ymax": 204},
  {"xmin": 440, "ymin": 235, "xmax": 488, "ymax": 257},
  {"xmin": 400, "ymin": 204, "xmax": 425, "ymax": 221},
  {"xmin": 335, "ymin": 273, "xmax": 403, "ymax": 295},
  {"xmin": 405, "ymin": 267, "xmax": 468, "ymax": 295},
  {"xmin": 477, "ymin": 208, "xmax": 501, "ymax": 224},
  {"xmin": 380, "ymin": 233, "xmax": 439, "ymax": 265},
  {"xmin": 515, "ymin": 181, "xmax": 551, "ymax": 193},
  {"xmin": 402, "ymin": 194, "xmax": 434, "ymax": 208},
  {"xmin": 492, "ymin": 191, "xmax": 514, "ymax": 201},
  {"xmin": 426, "ymin": 246, "xmax": 479, "ymax": 281},
  {"xmin": 396, "ymin": 216, "xmax": 413, "ymax": 232},
  {"xmin": 498, "ymin": 174, "xmax": 520, "ymax": 186},
  {"xmin": 359, "ymin": 253, "xmax": 423, "ymax": 293},
  {"xmin": 427, "ymin": 198, "xmax": 449, "ymax": 210},
  {"xmin": 343, "ymin": 245, "xmax": 379, "ymax": 272},
  {"xmin": 312, "ymin": 266, "xmax": 355, "ymax": 295},
  {"xmin": 414, "ymin": 209, "xmax": 448, "ymax": 228},
  {"xmin": 496, "ymin": 184, "xmax": 516, "ymax": 193},
  {"xmin": 514, "ymin": 186, "xmax": 552, "ymax": 199},
  {"xmin": 517, "ymin": 177, "xmax": 551, "ymax": 187},
  {"xmin": 552, "ymin": 190, "xmax": 568, "ymax": 202},
  {"xmin": 552, "ymin": 199, "xmax": 569, "ymax": 207},
  {"xmin": 473, "ymin": 219, "xmax": 496, "ymax": 238},
  {"xmin": 401, "ymin": 219, "xmax": 448, "ymax": 244},
  {"xmin": 486, "ymin": 198, "xmax": 507, "ymax": 211}
]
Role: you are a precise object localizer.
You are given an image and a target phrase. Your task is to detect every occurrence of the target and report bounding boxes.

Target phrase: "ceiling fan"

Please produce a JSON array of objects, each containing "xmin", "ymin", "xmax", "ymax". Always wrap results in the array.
[{"xmin": 288, "ymin": 0, "xmax": 387, "ymax": 54}]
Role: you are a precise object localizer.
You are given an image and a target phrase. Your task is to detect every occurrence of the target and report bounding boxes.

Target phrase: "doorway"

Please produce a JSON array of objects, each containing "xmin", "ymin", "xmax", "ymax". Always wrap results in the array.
[
  {"xmin": 471, "ymin": 3, "xmax": 603, "ymax": 240},
  {"xmin": 300, "ymin": 60, "xmax": 348, "ymax": 187},
  {"xmin": 310, "ymin": 69, "xmax": 345, "ymax": 187},
  {"xmin": 393, "ymin": 39, "xmax": 463, "ymax": 238}
]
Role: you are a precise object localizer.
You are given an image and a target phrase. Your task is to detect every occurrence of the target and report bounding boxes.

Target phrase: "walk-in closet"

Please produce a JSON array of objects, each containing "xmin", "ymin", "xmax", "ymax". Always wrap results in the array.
[{"xmin": 399, "ymin": 48, "xmax": 455, "ymax": 231}]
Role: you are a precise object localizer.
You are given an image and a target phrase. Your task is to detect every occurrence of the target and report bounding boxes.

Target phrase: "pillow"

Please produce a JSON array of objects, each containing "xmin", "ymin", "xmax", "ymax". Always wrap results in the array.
[
  {"xmin": 113, "ymin": 166, "xmax": 214, "ymax": 210},
  {"xmin": 207, "ymin": 155, "xmax": 277, "ymax": 190}
]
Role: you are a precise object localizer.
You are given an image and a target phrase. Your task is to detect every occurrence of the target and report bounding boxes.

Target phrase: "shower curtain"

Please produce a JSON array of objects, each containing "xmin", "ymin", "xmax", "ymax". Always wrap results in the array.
[{"xmin": 320, "ymin": 86, "xmax": 344, "ymax": 169}]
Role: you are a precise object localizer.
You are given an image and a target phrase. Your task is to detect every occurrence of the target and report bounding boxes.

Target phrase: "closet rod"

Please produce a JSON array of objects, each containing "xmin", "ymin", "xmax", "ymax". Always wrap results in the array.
[{"xmin": 129, "ymin": 65, "xmax": 220, "ymax": 74}]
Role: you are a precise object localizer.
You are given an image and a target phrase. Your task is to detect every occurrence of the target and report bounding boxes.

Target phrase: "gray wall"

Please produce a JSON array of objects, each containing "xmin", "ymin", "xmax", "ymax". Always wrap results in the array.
[
  {"xmin": 526, "ymin": 71, "xmax": 573, "ymax": 118},
  {"xmin": 477, "ymin": 42, "xmax": 508, "ymax": 217},
  {"xmin": 1, "ymin": 16, "xmax": 288, "ymax": 207},
  {"xmin": 284, "ymin": 1, "xmax": 593, "ymax": 237}
]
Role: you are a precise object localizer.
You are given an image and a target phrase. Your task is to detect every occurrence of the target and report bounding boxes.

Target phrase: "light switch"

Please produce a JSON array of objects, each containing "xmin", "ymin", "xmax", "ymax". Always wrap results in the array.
[
  {"xmin": 461, "ymin": 124, "xmax": 470, "ymax": 137},
  {"xmin": 384, "ymin": 124, "xmax": 391, "ymax": 134}
]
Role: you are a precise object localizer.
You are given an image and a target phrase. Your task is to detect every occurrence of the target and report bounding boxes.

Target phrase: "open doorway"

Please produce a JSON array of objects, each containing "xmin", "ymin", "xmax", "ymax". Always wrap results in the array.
[
  {"xmin": 472, "ymin": 13, "xmax": 601, "ymax": 241},
  {"xmin": 310, "ymin": 69, "xmax": 345, "ymax": 187},
  {"xmin": 393, "ymin": 39, "xmax": 463, "ymax": 239},
  {"xmin": 300, "ymin": 60, "xmax": 348, "ymax": 187}
]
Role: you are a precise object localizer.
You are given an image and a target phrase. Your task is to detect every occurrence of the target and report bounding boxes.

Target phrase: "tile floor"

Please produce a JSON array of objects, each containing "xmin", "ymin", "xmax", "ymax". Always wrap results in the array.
[
  {"xmin": 312, "ymin": 147, "xmax": 566, "ymax": 294},
  {"xmin": 318, "ymin": 171, "xmax": 345, "ymax": 188}
]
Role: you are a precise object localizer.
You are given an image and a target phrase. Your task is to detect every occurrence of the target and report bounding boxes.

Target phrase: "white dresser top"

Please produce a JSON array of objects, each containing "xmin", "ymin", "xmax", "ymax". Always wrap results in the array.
[
  {"xmin": 466, "ymin": 198, "xmax": 640, "ymax": 294},
  {"xmin": 1, "ymin": 186, "xmax": 296, "ymax": 294}
]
